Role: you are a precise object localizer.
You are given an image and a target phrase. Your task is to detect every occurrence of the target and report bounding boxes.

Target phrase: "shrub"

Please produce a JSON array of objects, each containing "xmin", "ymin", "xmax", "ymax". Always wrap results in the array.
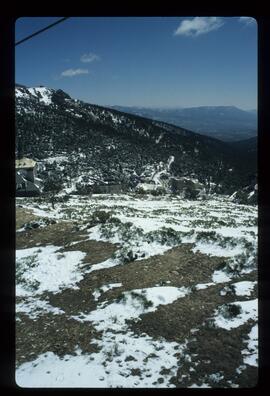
[
  {"xmin": 114, "ymin": 247, "xmax": 140, "ymax": 264},
  {"xmin": 23, "ymin": 218, "xmax": 57, "ymax": 231},
  {"xmin": 130, "ymin": 291, "xmax": 154, "ymax": 309},
  {"xmin": 226, "ymin": 254, "xmax": 250, "ymax": 276},
  {"xmin": 88, "ymin": 210, "xmax": 113, "ymax": 227},
  {"xmin": 220, "ymin": 284, "xmax": 236, "ymax": 296},
  {"xmin": 136, "ymin": 187, "xmax": 148, "ymax": 195},
  {"xmin": 184, "ymin": 186, "xmax": 199, "ymax": 200},
  {"xmin": 43, "ymin": 175, "xmax": 63, "ymax": 195},
  {"xmin": 216, "ymin": 260, "xmax": 227, "ymax": 271},
  {"xmin": 74, "ymin": 182, "xmax": 93, "ymax": 195},
  {"xmin": 146, "ymin": 227, "xmax": 182, "ymax": 245},
  {"xmin": 54, "ymin": 195, "xmax": 70, "ymax": 203},
  {"xmin": 122, "ymin": 249, "xmax": 138, "ymax": 263},
  {"xmin": 16, "ymin": 255, "xmax": 41, "ymax": 292},
  {"xmin": 196, "ymin": 230, "xmax": 218, "ymax": 243},
  {"xmin": 110, "ymin": 217, "xmax": 122, "ymax": 225},
  {"xmin": 115, "ymin": 294, "xmax": 127, "ymax": 304},
  {"xmin": 219, "ymin": 303, "xmax": 242, "ymax": 319},
  {"xmin": 151, "ymin": 187, "xmax": 166, "ymax": 196}
]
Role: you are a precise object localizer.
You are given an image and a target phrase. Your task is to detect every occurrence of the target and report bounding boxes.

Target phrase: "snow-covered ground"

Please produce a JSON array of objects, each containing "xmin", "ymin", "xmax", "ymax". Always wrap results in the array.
[
  {"xmin": 28, "ymin": 87, "xmax": 52, "ymax": 105},
  {"xmin": 16, "ymin": 245, "xmax": 86, "ymax": 296},
  {"xmin": 16, "ymin": 193, "xmax": 257, "ymax": 388},
  {"xmin": 17, "ymin": 286, "xmax": 191, "ymax": 388},
  {"xmin": 18, "ymin": 193, "xmax": 257, "ymax": 268}
]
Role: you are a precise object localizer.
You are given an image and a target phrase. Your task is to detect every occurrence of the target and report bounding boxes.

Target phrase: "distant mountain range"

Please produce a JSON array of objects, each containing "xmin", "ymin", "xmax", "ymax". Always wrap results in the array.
[
  {"xmin": 109, "ymin": 105, "xmax": 257, "ymax": 142},
  {"xmin": 15, "ymin": 84, "xmax": 256, "ymax": 196}
]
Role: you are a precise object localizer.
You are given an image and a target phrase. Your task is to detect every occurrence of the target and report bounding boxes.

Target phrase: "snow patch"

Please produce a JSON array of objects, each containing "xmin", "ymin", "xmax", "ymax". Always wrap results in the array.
[
  {"xmin": 167, "ymin": 155, "xmax": 174, "ymax": 170},
  {"xmin": 16, "ymin": 337, "xmax": 183, "ymax": 388},
  {"xmin": 242, "ymin": 324, "xmax": 258, "ymax": 367},
  {"xmin": 214, "ymin": 299, "xmax": 257, "ymax": 330},
  {"xmin": 155, "ymin": 134, "xmax": 163, "ymax": 144},
  {"xmin": 232, "ymin": 281, "xmax": 256, "ymax": 296},
  {"xmin": 192, "ymin": 241, "xmax": 242, "ymax": 257},
  {"xmin": 189, "ymin": 383, "xmax": 211, "ymax": 388},
  {"xmin": 44, "ymin": 156, "xmax": 69, "ymax": 164},
  {"xmin": 73, "ymin": 286, "xmax": 190, "ymax": 330},
  {"xmin": 16, "ymin": 286, "xmax": 191, "ymax": 388},
  {"xmin": 16, "ymin": 297, "xmax": 64, "ymax": 319},
  {"xmin": 86, "ymin": 257, "xmax": 122, "ymax": 273},
  {"xmin": 212, "ymin": 270, "xmax": 232, "ymax": 283},
  {"xmin": 195, "ymin": 282, "xmax": 215, "ymax": 290},
  {"xmin": 28, "ymin": 87, "xmax": 52, "ymax": 105},
  {"xmin": 16, "ymin": 246, "xmax": 86, "ymax": 296}
]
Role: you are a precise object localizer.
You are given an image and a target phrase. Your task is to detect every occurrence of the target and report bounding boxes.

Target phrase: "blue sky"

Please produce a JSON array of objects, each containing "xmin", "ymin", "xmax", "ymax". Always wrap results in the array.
[{"xmin": 15, "ymin": 17, "xmax": 257, "ymax": 110}]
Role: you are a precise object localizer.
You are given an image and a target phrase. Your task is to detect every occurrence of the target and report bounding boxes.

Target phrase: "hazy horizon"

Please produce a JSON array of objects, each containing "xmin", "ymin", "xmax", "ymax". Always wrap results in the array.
[{"xmin": 106, "ymin": 103, "xmax": 257, "ymax": 112}]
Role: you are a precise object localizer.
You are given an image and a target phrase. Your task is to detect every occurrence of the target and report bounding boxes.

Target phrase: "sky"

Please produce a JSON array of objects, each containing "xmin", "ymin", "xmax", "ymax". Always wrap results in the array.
[{"xmin": 15, "ymin": 16, "xmax": 257, "ymax": 110}]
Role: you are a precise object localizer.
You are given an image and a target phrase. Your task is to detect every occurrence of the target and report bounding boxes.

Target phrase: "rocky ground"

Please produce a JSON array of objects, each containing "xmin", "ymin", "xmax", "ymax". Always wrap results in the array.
[{"xmin": 15, "ymin": 193, "xmax": 258, "ymax": 388}]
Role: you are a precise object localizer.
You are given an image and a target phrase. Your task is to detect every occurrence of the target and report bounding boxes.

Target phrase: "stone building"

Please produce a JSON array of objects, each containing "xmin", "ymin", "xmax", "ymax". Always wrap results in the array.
[{"xmin": 16, "ymin": 158, "xmax": 41, "ymax": 196}]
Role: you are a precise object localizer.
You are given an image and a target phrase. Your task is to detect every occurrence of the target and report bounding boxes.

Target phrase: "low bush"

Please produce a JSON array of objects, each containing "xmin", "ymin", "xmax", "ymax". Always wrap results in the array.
[
  {"xmin": 87, "ymin": 210, "xmax": 116, "ymax": 228},
  {"xmin": 151, "ymin": 187, "xmax": 166, "ymax": 196},
  {"xmin": 146, "ymin": 227, "xmax": 182, "ymax": 245},
  {"xmin": 136, "ymin": 187, "xmax": 148, "ymax": 195},
  {"xmin": 196, "ymin": 230, "xmax": 218, "ymax": 243},
  {"xmin": 23, "ymin": 218, "xmax": 57, "ymax": 231},
  {"xmin": 219, "ymin": 303, "xmax": 242, "ymax": 319},
  {"xmin": 129, "ymin": 291, "xmax": 154, "ymax": 309}
]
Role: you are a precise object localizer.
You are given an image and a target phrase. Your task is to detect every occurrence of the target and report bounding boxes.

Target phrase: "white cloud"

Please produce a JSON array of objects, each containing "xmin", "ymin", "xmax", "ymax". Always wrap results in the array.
[
  {"xmin": 80, "ymin": 53, "xmax": 100, "ymax": 63},
  {"xmin": 174, "ymin": 17, "xmax": 224, "ymax": 37},
  {"xmin": 239, "ymin": 17, "xmax": 256, "ymax": 26},
  {"xmin": 61, "ymin": 68, "xmax": 89, "ymax": 77}
]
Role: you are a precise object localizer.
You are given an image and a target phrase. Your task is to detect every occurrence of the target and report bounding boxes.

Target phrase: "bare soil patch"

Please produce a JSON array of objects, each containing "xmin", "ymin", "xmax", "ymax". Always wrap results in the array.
[
  {"xmin": 170, "ymin": 320, "xmax": 257, "ymax": 388},
  {"xmin": 16, "ymin": 312, "xmax": 102, "ymax": 367},
  {"xmin": 16, "ymin": 221, "xmax": 88, "ymax": 250},
  {"xmin": 89, "ymin": 244, "xmax": 226, "ymax": 303},
  {"xmin": 16, "ymin": 207, "xmax": 40, "ymax": 230}
]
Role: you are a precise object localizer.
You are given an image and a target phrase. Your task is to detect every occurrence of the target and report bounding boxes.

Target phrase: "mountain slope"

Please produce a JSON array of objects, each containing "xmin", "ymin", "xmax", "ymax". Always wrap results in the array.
[
  {"xmin": 229, "ymin": 136, "xmax": 257, "ymax": 153},
  {"xmin": 15, "ymin": 85, "xmax": 256, "ymax": 195},
  {"xmin": 110, "ymin": 105, "xmax": 257, "ymax": 142}
]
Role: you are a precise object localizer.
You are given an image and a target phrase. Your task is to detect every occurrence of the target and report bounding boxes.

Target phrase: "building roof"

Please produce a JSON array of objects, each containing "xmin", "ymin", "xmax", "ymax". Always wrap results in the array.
[{"xmin": 16, "ymin": 158, "xmax": 36, "ymax": 169}]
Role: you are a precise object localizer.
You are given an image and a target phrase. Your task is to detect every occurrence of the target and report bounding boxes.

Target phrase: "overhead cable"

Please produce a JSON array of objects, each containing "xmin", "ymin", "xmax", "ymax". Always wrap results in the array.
[{"xmin": 15, "ymin": 17, "xmax": 70, "ymax": 46}]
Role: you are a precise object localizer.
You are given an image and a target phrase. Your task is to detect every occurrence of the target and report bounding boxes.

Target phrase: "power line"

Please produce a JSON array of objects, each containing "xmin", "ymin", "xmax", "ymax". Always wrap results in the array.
[{"xmin": 15, "ymin": 17, "xmax": 70, "ymax": 46}]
